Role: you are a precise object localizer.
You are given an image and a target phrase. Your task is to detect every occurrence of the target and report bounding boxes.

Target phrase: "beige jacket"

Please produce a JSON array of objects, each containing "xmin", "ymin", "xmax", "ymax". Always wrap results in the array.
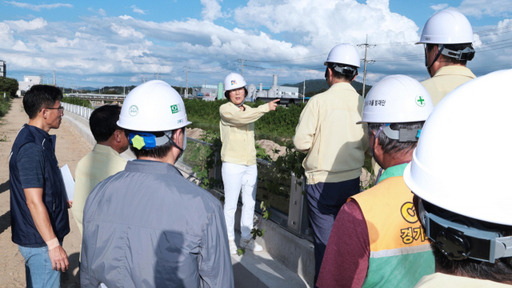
[
  {"xmin": 72, "ymin": 144, "xmax": 127, "ymax": 235},
  {"xmin": 294, "ymin": 82, "xmax": 366, "ymax": 184},
  {"xmin": 219, "ymin": 101, "xmax": 270, "ymax": 165},
  {"xmin": 421, "ymin": 65, "xmax": 476, "ymax": 105}
]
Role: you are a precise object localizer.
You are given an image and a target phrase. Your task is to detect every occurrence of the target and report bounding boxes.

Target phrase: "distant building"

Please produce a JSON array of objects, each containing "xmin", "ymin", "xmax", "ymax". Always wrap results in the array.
[
  {"xmin": 188, "ymin": 74, "xmax": 300, "ymax": 104},
  {"xmin": 252, "ymin": 75, "xmax": 300, "ymax": 105},
  {"xmin": 0, "ymin": 60, "xmax": 5, "ymax": 77},
  {"xmin": 191, "ymin": 84, "xmax": 218, "ymax": 101},
  {"xmin": 17, "ymin": 76, "xmax": 42, "ymax": 96}
]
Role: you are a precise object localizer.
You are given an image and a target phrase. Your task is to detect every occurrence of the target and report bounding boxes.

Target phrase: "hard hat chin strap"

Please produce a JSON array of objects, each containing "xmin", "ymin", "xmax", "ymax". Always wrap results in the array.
[
  {"xmin": 329, "ymin": 64, "xmax": 357, "ymax": 78},
  {"xmin": 426, "ymin": 45, "xmax": 445, "ymax": 70},
  {"xmin": 440, "ymin": 46, "xmax": 475, "ymax": 61},
  {"xmin": 370, "ymin": 124, "xmax": 386, "ymax": 157},
  {"xmin": 418, "ymin": 199, "xmax": 512, "ymax": 263},
  {"xmin": 167, "ymin": 129, "xmax": 186, "ymax": 161},
  {"xmin": 382, "ymin": 124, "xmax": 421, "ymax": 142},
  {"xmin": 426, "ymin": 44, "xmax": 475, "ymax": 69}
]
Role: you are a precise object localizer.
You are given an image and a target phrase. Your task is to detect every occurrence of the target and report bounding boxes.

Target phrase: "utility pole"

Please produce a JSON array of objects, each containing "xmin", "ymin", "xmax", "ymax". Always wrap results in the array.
[
  {"xmin": 186, "ymin": 69, "xmax": 189, "ymax": 98},
  {"xmin": 302, "ymin": 79, "xmax": 306, "ymax": 103},
  {"xmin": 238, "ymin": 59, "xmax": 245, "ymax": 76},
  {"xmin": 358, "ymin": 35, "xmax": 375, "ymax": 97}
]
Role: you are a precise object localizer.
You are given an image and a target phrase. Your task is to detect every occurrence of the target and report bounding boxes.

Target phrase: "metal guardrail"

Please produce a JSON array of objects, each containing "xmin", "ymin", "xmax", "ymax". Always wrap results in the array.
[
  {"xmin": 62, "ymin": 103, "xmax": 311, "ymax": 238},
  {"xmin": 62, "ymin": 102, "xmax": 93, "ymax": 120},
  {"xmin": 66, "ymin": 93, "xmax": 126, "ymax": 101},
  {"xmin": 184, "ymin": 138, "xmax": 311, "ymax": 238}
]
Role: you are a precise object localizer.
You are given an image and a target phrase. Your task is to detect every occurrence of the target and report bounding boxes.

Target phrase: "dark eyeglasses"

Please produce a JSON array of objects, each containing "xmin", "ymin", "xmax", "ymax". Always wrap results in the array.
[{"xmin": 46, "ymin": 106, "xmax": 64, "ymax": 111}]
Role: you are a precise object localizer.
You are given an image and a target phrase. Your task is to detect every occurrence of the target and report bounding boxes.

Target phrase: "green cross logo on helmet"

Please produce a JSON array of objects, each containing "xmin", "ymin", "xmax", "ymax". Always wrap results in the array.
[{"xmin": 415, "ymin": 95, "xmax": 426, "ymax": 107}]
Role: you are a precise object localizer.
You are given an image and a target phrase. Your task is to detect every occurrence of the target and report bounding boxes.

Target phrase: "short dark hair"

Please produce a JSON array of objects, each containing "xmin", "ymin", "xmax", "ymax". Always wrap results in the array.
[
  {"xmin": 433, "ymin": 249, "xmax": 512, "ymax": 283},
  {"xmin": 368, "ymin": 121, "xmax": 424, "ymax": 154},
  {"xmin": 126, "ymin": 130, "xmax": 175, "ymax": 159},
  {"xmin": 23, "ymin": 85, "xmax": 63, "ymax": 119},
  {"xmin": 89, "ymin": 105, "xmax": 122, "ymax": 142}
]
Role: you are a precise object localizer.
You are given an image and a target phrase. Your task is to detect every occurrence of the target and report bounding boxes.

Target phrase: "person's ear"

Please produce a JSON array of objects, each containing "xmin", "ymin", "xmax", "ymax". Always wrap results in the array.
[
  {"xmin": 41, "ymin": 107, "xmax": 48, "ymax": 119},
  {"xmin": 113, "ymin": 129, "xmax": 123, "ymax": 142},
  {"xmin": 172, "ymin": 129, "xmax": 182, "ymax": 142}
]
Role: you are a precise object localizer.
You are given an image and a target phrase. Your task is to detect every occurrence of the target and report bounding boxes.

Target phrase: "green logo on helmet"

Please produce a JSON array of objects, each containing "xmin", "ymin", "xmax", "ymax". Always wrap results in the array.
[
  {"xmin": 170, "ymin": 104, "xmax": 179, "ymax": 114},
  {"xmin": 129, "ymin": 105, "xmax": 138, "ymax": 116},
  {"xmin": 416, "ymin": 96, "xmax": 426, "ymax": 107}
]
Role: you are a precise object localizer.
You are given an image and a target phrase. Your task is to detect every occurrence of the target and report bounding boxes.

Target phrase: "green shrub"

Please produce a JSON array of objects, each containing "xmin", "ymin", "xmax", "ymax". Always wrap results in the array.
[
  {"xmin": 184, "ymin": 99, "xmax": 304, "ymax": 143},
  {"xmin": 0, "ymin": 94, "xmax": 12, "ymax": 117},
  {"xmin": 61, "ymin": 97, "xmax": 92, "ymax": 108},
  {"xmin": 0, "ymin": 77, "xmax": 18, "ymax": 98}
]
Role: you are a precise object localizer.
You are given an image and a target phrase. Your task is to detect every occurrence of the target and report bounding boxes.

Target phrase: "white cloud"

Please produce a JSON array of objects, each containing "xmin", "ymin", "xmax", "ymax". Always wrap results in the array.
[
  {"xmin": 5, "ymin": 1, "xmax": 72, "ymax": 11},
  {"xmin": 1, "ymin": 0, "xmax": 423, "ymax": 86},
  {"xmin": 131, "ymin": 5, "xmax": 146, "ymax": 15},
  {"xmin": 458, "ymin": 0, "xmax": 512, "ymax": 18},
  {"xmin": 12, "ymin": 40, "xmax": 29, "ymax": 51},
  {"xmin": 5, "ymin": 18, "xmax": 47, "ymax": 32},
  {"xmin": 110, "ymin": 23, "xmax": 145, "ymax": 38},
  {"xmin": 201, "ymin": 0, "xmax": 223, "ymax": 21},
  {"xmin": 233, "ymin": 0, "xmax": 419, "ymax": 65},
  {"xmin": 2, "ymin": 0, "xmax": 512, "ymax": 87},
  {"xmin": 431, "ymin": 4, "xmax": 449, "ymax": 11},
  {"xmin": 0, "ymin": 23, "xmax": 13, "ymax": 43}
]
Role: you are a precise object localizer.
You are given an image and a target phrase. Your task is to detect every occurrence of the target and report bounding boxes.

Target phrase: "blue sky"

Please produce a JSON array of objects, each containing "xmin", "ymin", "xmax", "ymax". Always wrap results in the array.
[{"xmin": 1, "ymin": 0, "xmax": 512, "ymax": 89}]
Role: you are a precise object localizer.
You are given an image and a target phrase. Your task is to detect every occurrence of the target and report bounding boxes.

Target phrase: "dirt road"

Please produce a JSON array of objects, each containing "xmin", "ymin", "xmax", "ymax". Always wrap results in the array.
[{"xmin": 0, "ymin": 97, "xmax": 91, "ymax": 287}]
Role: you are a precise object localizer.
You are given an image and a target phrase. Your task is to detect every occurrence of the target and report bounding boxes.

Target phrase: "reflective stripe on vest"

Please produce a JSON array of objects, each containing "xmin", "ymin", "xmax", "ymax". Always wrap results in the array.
[{"xmin": 351, "ymin": 176, "xmax": 435, "ymax": 287}]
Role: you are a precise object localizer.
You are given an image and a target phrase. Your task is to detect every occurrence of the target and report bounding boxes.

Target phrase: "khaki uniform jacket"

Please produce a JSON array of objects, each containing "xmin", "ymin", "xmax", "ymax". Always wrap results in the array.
[
  {"xmin": 294, "ymin": 82, "xmax": 366, "ymax": 184},
  {"xmin": 72, "ymin": 144, "xmax": 127, "ymax": 235},
  {"xmin": 421, "ymin": 66, "xmax": 476, "ymax": 105},
  {"xmin": 219, "ymin": 101, "xmax": 270, "ymax": 166}
]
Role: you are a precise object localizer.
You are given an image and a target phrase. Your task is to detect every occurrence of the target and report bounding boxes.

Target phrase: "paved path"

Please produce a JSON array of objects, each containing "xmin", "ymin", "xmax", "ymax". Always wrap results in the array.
[{"xmin": 0, "ymin": 97, "xmax": 91, "ymax": 287}]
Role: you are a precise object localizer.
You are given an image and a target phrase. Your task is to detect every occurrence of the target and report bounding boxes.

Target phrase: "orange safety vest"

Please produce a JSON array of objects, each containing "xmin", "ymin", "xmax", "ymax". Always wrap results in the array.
[{"xmin": 351, "ymin": 176, "xmax": 435, "ymax": 287}]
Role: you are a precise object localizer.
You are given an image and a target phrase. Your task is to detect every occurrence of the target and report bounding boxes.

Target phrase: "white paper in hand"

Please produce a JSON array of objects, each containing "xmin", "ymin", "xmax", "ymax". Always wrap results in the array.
[{"xmin": 60, "ymin": 164, "xmax": 75, "ymax": 201}]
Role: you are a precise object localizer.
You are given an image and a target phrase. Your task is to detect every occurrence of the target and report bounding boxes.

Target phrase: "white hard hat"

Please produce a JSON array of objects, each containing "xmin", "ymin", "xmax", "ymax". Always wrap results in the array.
[
  {"xmin": 418, "ymin": 9, "xmax": 473, "ymax": 44},
  {"xmin": 404, "ymin": 69, "xmax": 512, "ymax": 226},
  {"xmin": 324, "ymin": 43, "xmax": 361, "ymax": 68},
  {"xmin": 360, "ymin": 75, "xmax": 433, "ymax": 124},
  {"xmin": 224, "ymin": 73, "xmax": 246, "ymax": 91},
  {"xmin": 117, "ymin": 80, "xmax": 191, "ymax": 132}
]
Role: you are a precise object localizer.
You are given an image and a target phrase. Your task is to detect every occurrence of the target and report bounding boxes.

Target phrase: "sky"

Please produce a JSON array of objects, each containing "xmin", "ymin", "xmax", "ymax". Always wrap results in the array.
[{"xmin": 1, "ymin": 0, "xmax": 512, "ymax": 89}]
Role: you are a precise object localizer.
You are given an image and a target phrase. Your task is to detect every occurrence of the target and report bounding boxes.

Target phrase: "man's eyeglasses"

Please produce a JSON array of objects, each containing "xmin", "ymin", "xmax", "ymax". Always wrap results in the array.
[{"xmin": 46, "ymin": 106, "xmax": 64, "ymax": 111}]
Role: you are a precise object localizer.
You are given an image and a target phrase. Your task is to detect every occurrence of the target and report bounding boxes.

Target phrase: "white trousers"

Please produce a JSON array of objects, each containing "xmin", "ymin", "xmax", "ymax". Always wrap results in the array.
[{"xmin": 222, "ymin": 162, "xmax": 258, "ymax": 240}]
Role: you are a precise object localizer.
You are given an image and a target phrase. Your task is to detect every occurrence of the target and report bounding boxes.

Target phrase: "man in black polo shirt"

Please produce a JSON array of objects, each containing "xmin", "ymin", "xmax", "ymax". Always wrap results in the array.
[{"xmin": 9, "ymin": 85, "xmax": 70, "ymax": 287}]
